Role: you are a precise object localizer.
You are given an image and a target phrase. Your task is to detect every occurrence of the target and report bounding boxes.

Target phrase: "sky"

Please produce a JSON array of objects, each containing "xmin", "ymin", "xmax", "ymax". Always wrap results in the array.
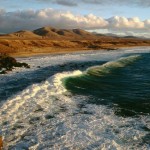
[{"xmin": 0, "ymin": 0, "xmax": 150, "ymax": 37}]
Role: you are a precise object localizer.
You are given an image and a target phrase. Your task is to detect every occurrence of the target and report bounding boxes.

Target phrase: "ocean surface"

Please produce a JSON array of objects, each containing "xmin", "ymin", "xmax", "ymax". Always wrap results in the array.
[{"xmin": 0, "ymin": 47, "xmax": 150, "ymax": 149}]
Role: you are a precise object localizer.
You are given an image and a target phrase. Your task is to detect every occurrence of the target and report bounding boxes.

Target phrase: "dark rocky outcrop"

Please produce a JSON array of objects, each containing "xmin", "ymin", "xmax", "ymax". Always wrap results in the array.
[{"xmin": 0, "ymin": 53, "xmax": 30, "ymax": 74}]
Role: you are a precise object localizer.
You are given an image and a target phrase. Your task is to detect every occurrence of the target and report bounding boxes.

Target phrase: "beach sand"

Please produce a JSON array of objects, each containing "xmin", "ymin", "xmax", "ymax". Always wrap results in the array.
[{"xmin": 1, "ymin": 39, "xmax": 150, "ymax": 57}]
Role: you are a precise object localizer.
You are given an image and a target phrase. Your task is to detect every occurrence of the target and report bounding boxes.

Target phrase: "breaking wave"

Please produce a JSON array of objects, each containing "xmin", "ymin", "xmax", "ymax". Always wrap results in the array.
[
  {"xmin": 87, "ymin": 55, "xmax": 141, "ymax": 77},
  {"xmin": 0, "ymin": 52, "xmax": 150, "ymax": 149},
  {"xmin": 63, "ymin": 54, "xmax": 150, "ymax": 116}
]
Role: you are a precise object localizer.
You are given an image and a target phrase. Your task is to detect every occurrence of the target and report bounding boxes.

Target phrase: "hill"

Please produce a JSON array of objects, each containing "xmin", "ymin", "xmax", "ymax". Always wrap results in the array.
[
  {"xmin": 0, "ymin": 26, "xmax": 150, "ymax": 57},
  {"xmin": 0, "ymin": 26, "xmax": 97, "ymax": 40},
  {"xmin": 33, "ymin": 26, "xmax": 96, "ymax": 39}
]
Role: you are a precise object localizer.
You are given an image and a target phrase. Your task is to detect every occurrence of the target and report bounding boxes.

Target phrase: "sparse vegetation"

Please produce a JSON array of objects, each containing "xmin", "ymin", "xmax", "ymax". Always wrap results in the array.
[{"xmin": 0, "ymin": 26, "xmax": 150, "ymax": 57}]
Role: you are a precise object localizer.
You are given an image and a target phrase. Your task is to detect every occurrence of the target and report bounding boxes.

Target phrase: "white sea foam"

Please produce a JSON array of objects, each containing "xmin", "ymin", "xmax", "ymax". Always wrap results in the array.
[
  {"xmin": 0, "ymin": 69, "xmax": 150, "ymax": 149},
  {"xmin": 0, "ymin": 47, "xmax": 150, "ymax": 149},
  {"xmin": 0, "ymin": 47, "xmax": 150, "ymax": 82},
  {"xmin": 0, "ymin": 70, "xmax": 82, "ymax": 123}
]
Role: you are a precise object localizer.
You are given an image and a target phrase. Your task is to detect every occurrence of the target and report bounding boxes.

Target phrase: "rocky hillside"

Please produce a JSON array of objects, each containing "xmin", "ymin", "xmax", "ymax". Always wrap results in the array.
[
  {"xmin": 1, "ymin": 26, "xmax": 97, "ymax": 40},
  {"xmin": 0, "ymin": 26, "xmax": 150, "ymax": 57}
]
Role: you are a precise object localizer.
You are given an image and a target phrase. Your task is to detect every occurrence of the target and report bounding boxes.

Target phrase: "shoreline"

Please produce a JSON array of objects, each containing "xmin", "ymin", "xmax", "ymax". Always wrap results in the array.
[
  {"xmin": 9, "ymin": 45, "xmax": 150, "ymax": 58},
  {"xmin": 1, "ymin": 47, "xmax": 150, "ymax": 149},
  {"xmin": 0, "ymin": 36, "xmax": 150, "ymax": 58}
]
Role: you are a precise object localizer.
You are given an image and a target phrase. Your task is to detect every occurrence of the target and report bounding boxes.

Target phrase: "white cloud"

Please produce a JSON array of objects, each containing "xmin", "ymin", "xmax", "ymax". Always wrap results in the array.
[
  {"xmin": 0, "ymin": 8, "xmax": 108, "ymax": 32},
  {"xmin": 144, "ymin": 19, "xmax": 150, "ymax": 28},
  {"xmin": 0, "ymin": 8, "xmax": 149, "ymax": 37},
  {"xmin": 107, "ymin": 16, "xmax": 145, "ymax": 29}
]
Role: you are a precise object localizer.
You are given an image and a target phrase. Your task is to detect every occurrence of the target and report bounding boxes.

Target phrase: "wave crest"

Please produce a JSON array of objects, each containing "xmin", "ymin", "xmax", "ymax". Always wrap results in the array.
[{"xmin": 87, "ymin": 55, "xmax": 141, "ymax": 77}]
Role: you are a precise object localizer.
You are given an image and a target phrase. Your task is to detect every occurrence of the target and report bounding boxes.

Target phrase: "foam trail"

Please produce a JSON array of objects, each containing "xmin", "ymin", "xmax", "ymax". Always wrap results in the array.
[
  {"xmin": 0, "ymin": 51, "xmax": 150, "ymax": 149},
  {"xmin": 0, "ymin": 70, "xmax": 82, "ymax": 124}
]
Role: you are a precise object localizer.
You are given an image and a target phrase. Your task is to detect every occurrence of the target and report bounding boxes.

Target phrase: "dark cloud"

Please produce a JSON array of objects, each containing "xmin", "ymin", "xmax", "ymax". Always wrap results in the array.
[
  {"xmin": 36, "ymin": 0, "xmax": 78, "ymax": 6},
  {"xmin": 0, "ymin": 8, "xmax": 107, "ymax": 33},
  {"xmin": 82, "ymin": 0, "xmax": 150, "ymax": 7},
  {"xmin": 35, "ymin": 0, "xmax": 150, "ymax": 7},
  {"xmin": 53, "ymin": 0, "xmax": 77, "ymax": 6}
]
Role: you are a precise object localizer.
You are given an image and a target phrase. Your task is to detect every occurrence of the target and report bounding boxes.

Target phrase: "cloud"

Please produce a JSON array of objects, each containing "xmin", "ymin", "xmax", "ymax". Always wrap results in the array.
[
  {"xmin": 0, "ymin": 9, "xmax": 5, "ymax": 15},
  {"xmin": 144, "ymin": 19, "xmax": 150, "ymax": 28},
  {"xmin": 36, "ymin": 0, "xmax": 150, "ymax": 7},
  {"xmin": 0, "ymin": 8, "xmax": 149, "ymax": 37},
  {"xmin": 107, "ymin": 16, "xmax": 145, "ymax": 29},
  {"xmin": 36, "ymin": 0, "xmax": 78, "ymax": 6},
  {"xmin": 52, "ymin": 0, "xmax": 77, "ymax": 6},
  {"xmin": 0, "ymin": 8, "xmax": 108, "ymax": 32},
  {"xmin": 82, "ymin": 0, "xmax": 150, "ymax": 7}
]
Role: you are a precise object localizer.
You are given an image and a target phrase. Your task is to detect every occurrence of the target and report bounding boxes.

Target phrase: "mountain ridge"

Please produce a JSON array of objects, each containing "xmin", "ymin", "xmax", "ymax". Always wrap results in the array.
[
  {"xmin": 0, "ymin": 26, "xmax": 150, "ymax": 57},
  {"xmin": 1, "ymin": 26, "xmax": 97, "ymax": 40}
]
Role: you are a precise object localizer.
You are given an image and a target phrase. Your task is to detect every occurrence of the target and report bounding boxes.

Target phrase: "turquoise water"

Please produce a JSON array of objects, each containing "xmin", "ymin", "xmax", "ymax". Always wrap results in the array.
[{"xmin": 63, "ymin": 53, "xmax": 150, "ymax": 117}]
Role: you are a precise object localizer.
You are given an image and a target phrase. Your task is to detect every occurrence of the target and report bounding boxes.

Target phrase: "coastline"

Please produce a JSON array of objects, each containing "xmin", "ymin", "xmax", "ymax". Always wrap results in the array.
[
  {"xmin": 1, "ymin": 37, "xmax": 150, "ymax": 57},
  {"xmin": 1, "ymin": 47, "xmax": 150, "ymax": 149},
  {"xmin": 8, "ymin": 45, "xmax": 150, "ymax": 58}
]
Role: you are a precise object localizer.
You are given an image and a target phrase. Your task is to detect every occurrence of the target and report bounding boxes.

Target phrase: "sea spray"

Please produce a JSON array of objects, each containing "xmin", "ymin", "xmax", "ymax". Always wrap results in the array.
[{"xmin": 0, "ymin": 51, "xmax": 150, "ymax": 149}]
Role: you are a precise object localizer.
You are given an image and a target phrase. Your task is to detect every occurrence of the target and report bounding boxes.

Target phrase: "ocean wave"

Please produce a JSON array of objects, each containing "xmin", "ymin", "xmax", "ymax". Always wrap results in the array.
[
  {"xmin": 63, "ymin": 54, "xmax": 150, "ymax": 116},
  {"xmin": 0, "ymin": 51, "xmax": 150, "ymax": 149},
  {"xmin": 87, "ymin": 55, "xmax": 141, "ymax": 77},
  {"xmin": 0, "ymin": 70, "xmax": 82, "ymax": 124},
  {"xmin": 0, "ymin": 69, "xmax": 149, "ymax": 149}
]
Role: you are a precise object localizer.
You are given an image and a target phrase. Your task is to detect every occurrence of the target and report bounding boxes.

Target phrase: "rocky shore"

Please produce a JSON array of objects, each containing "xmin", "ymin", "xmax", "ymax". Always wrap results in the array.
[{"xmin": 0, "ymin": 54, "xmax": 30, "ymax": 74}]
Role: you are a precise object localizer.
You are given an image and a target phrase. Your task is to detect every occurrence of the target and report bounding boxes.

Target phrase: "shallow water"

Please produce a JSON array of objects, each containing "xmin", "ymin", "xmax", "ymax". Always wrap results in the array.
[{"xmin": 0, "ymin": 48, "xmax": 150, "ymax": 149}]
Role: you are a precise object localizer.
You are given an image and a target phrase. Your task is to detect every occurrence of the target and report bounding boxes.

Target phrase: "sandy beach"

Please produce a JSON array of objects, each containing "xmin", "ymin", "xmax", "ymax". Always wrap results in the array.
[{"xmin": 1, "ymin": 39, "xmax": 150, "ymax": 57}]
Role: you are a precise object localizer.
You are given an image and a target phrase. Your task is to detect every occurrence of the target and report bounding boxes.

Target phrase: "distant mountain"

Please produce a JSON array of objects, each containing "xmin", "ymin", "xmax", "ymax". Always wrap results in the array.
[
  {"xmin": 0, "ymin": 26, "xmax": 148, "ymax": 40},
  {"xmin": 0, "ymin": 26, "xmax": 150, "ymax": 56},
  {"xmin": 93, "ymin": 32, "xmax": 120, "ymax": 37},
  {"xmin": 123, "ymin": 36, "xmax": 138, "ymax": 38},
  {"xmin": 33, "ymin": 26, "xmax": 96, "ymax": 39},
  {"xmin": 0, "ymin": 26, "xmax": 97, "ymax": 40},
  {"xmin": 11, "ymin": 30, "xmax": 41, "ymax": 38},
  {"xmin": 93, "ymin": 32, "xmax": 149, "ymax": 39},
  {"xmin": 33, "ymin": 27, "xmax": 59, "ymax": 37},
  {"xmin": 123, "ymin": 35, "xmax": 149, "ymax": 39},
  {"xmin": 1, "ymin": 30, "xmax": 41, "ymax": 39}
]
